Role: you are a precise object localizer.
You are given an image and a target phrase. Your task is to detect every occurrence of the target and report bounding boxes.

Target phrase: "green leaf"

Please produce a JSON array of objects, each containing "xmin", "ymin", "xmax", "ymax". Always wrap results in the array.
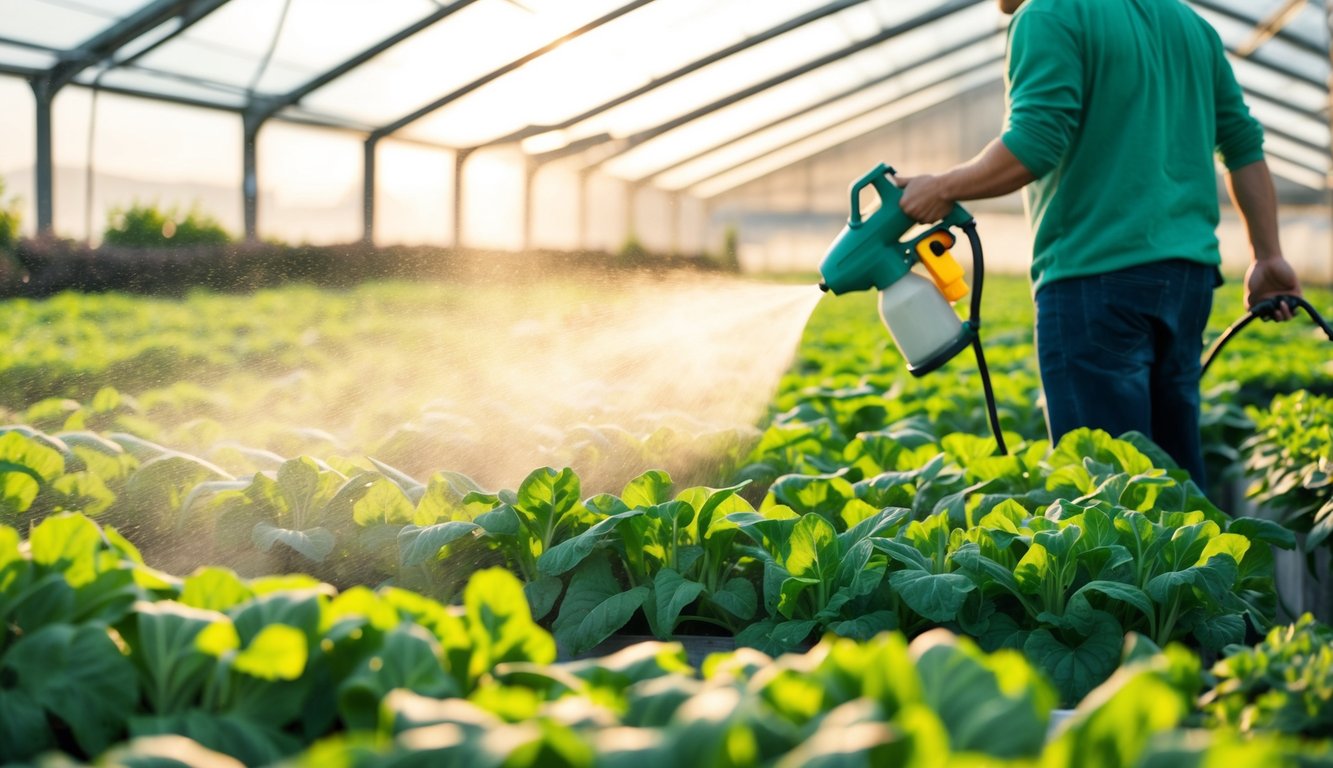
[
  {"xmin": 651, "ymin": 568, "xmax": 705, "ymax": 638},
  {"xmin": 0, "ymin": 689, "xmax": 52, "ymax": 762},
  {"xmin": 127, "ymin": 711, "xmax": 298, "ymax": 767},
  {"xmin": 1189, "ymin": 612, "xmax": 1245, "ymax": 651},
  {"xmin": 1013, "ymin": 543, "xmax": 1051, "ymax": 595},
  {"xmin": 622, "ymin": 469, "xmax": 673, "ymax": 509},
  {"xmin": 1023, "ymin": 611, "xmax": 1124, "ymax": 706},
  {"xmin": 1, "ymin": 623, "xmax": 139, "ymax": 757},
  {"xmin": 785, "ymin": 513, "xmax": 838, "ymax": 582},
  {"xmin": 28, "ymin": 511, "xmax": 102, "ymax": 571},
  {"xmin": 1226, "ymin": 517, "xmax": 1296, "ymax": 550},
  {"xmin": 767, "ymin": 471, "xmax": 856, "ymax": 522},
  {"xmin": 252, "ymin": 522, "xmax": 335, "ymax": 563},
  {"xmin": 888, "ymin": 570, "xmax": 975, "ymax": 623},
  {"xmin": 1072, "ymin": 581, "xmax": 1155, "ymax": 626},
  {"xmin": 337, "ymin": 623, "xmax": 457, "ymax": 731},
  {"xmin": 233, "ymin": 624, "xmax": 307, "ymax": 681},
  {"xmin": 180, "ymin": 567, "xmax": 254, "ymax": 612},
  {"xmin": 830, "ymin": 611, "xmax": 897, "ymax": 641},
  {"xmin": 911, "ymin": 631, "xmax": 1054, "ymax": 758},
  {"xmin": 537, "ymin": 507, "xmax": 644, "ymax": 576},
  {"xmin": 466, "ymin": 568, "xmax": 557, "ymax": 674},
  {"xmin": 348, "ymin": 476, "xmax": 415, "ymax": 526},
  {"xmin": 552, "ymin": 555, "xmax": 646, "ymax": 657},
  {"xmin": 707, "ymin": 577, "xmax": 757, "ymax": 621},
  {"xmin": 398, "ymin": 521, "xmax": 481, "ymax": 567},
  {"xmin": 122, "ymin": 600, "xmax": 226, "ymax": 713},
  {"xmin": 514, "ymin": 467, "xmax": 582, "ymax": 539},
  {"xmin": 523, "ymin": 575, "xmax": 563, "ymax": 622},
  {"xmin": 0, "ymin": 430, "xmax": 65, "ymax": 482}
]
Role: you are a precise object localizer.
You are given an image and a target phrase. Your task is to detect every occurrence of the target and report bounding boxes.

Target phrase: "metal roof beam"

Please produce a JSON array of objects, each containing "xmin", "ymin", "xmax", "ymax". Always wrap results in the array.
[
  {"xmin": 644, "ymin": 30, "xmax": 1005, "ymax": 184},
  {"xmin": 1244, "ymin": 86, "xmax": 1330, "ymax": 131},
  {"xmin": 248, "ymin": 0, "xmax": 481, "ymax": 124},
  {"xmin": 0, "ymin": 64, "xmax": 41, "ymax": 79},
  {"xmin": 550, "ymin": 0, "xmax": 986, "ymax": 168},
  {"xmin": 1236, "ymin": 0, "xmax": 1309, "ymax": 57},
  {"xmin": 369, "ymin": 0, "xmax": 659, "ymax": 142},
  {"xmin": 477, "ymin": 0, "xmax": 874, "ymax": 149},
  {"xmin": 40, "ymin": 0, "xmax": 230, "ymax": 93},
  {"xmin": 1189, "ymin": 0, "xmax": 1325, "ymax": 58},
  {"xmin": 1228, "ymin": 49, "xmax": 1328, "ymax": 91}
]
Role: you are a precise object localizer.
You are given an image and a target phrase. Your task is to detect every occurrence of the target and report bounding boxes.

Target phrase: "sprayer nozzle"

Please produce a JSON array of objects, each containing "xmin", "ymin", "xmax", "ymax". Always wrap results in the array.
[{"xmin": 817, "ymin": 281, "xmax": 830, "ymax": 293}]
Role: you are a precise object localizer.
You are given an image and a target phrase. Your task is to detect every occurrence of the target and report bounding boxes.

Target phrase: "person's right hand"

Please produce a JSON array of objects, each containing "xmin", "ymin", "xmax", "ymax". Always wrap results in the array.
[{"xmin": 1244, "ymin": 256, "xmax": 1302, "ymax": 321}]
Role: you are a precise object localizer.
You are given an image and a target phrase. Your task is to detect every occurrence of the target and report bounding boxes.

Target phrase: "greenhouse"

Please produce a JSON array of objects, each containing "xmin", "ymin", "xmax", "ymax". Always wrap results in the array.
[{"xmin": 0, "ymin": 0, "xmax": 1332, "ymax": 765}]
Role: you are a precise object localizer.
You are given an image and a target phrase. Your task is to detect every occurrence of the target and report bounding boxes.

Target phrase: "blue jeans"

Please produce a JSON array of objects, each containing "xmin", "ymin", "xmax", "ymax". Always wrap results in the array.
[{"xmin": 1034, "ymin": 260, "xmax": 1220, "ymax": 485}]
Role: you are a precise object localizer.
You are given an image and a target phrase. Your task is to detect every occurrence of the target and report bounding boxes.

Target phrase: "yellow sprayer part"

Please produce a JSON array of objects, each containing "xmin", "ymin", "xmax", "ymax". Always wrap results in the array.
[{"xmin": 916, "ymin": 232, "xmax": 969, "ymax": 303}]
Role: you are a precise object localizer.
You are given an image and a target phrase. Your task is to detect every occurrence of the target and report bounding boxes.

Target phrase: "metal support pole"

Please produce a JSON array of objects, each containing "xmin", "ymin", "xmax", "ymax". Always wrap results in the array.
[
  {"xmin": 362, "ymin": 137, "xmax": 378, "ymax": 245},
  {"xmin": 577, "ymin": 166, "xmax": 593, "ymax": 251},
  {"xmin": 625, "ymin": 180, "xmax": 640, "ymax": 250},
  {"xmin": 31, "ymin": 77, "xmax": 54, "ymax": 237},
  {"xmin": 1327, "ymin": 0, "xmax": 1332, "ymax": 279},
  {"xmin": 452, "ymin": 147, "xmax": 472, "ymax": 249},
  {"xmin": 242, "ymin": 114, "xmax": 261, "ymax": 242},
  {"xmin": 522, "ymin": 156, "xmax": 537, "ymax": 253},
  {"xmin": 670, "ymin": 191, "xmax": 681, "ymax": 257}
]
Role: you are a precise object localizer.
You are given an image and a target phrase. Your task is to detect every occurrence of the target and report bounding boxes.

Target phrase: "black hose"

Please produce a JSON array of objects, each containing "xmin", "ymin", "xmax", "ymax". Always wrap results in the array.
[
  {"xmin": 961, "ymin": 221, "xmax": 1007, "ymax": 456},
  {"xmin": 1201, "ymin": 295, "xmax": 1333, "ymax": 376}
]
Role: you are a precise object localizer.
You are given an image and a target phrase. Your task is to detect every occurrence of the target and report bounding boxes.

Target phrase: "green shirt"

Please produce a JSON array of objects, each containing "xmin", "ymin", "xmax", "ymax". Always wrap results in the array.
[{"xmin": 1001, "ymin": 0, "xmax": 1265, "ymax": 292}]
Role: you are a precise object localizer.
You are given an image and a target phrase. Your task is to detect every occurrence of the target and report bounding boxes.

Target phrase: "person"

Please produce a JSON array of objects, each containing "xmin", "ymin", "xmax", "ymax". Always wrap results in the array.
[{"xmin": 895, "ymin": 0, "xmax": 1303, "ymax": 486}]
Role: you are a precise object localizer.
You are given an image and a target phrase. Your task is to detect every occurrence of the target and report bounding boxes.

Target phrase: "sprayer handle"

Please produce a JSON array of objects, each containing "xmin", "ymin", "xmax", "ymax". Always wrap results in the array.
[{"xmin": 849, "ymin": 163, "xmax": 897, "ymax": 229}]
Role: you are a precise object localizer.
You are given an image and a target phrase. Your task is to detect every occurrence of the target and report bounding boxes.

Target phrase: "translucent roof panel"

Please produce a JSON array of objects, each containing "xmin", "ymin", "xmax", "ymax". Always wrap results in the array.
[
  {"xmin": 295, "ymin": 0, "xmax": 635, "ymax": 132},
  {"xmin": 0, "ymin": 0, "xmax": 158, "ymax": 50},
  {"xmin": 1193, "ymin": 4, "xmax": 1329, "ymax": 86},
  {"xmin": 0, "ymin": 40, "xmax": 58, "ymax": 72},
  {"xmin": 74, "ymin": 65, "xmax": 254, "ymax": 110},
  {"xmin": 0, "ymin": 0, "xmax": 1326, "ymax": 196},
  {"xmin": 604, "ymin": 4, "xmax": 1004, "ymax": 181},
  {"xmin": 481, "ymin": 0, "xmax": 994, "ymax": 155},
  {"xmin": 1230, "ymin": 56, "xmax": 1327, "ymax": 117},
  {"xmin": 131, "ymin": 0, "xmax": 440, "ymax": 97},
  {"xmin": 693, "ymin": 65, "xmax": 1002, "ymax": 198},
  {"xmin": 655, "ymin": 35, "xmax": 1008, "ymax": 190},
  {"xmin": 378, "ymin": 0, "xmax": 839, "ymax": 147},
  {"xmin": 1247, "ymin": 94, "xmax": 1329, "ymax": 149}
]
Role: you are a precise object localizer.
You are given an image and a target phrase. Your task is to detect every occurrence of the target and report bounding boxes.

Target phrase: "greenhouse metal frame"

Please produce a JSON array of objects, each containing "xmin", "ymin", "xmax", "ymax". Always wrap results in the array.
[{"xmin": 1, "ymin": 0, "xmax": 1329, "ymax": 247}]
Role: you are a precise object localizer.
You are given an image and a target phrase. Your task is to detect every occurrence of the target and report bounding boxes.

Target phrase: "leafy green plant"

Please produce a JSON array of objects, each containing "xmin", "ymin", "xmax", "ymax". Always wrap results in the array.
[
  {"xmin": 1200, "ymin": 614, "xmax": 1333, "ymax": 738},
  {"xmin": 0, "ymin": 173, "xmax": 20, "ymax": 253},
  {"xmin": 1243, "ymin": 391, "xmax": 1333, "ymax": 548},
  {"xmin": 103, "ymin": 201, "xmax": 231, "ymax": 248},
  {"xmin": 538, "ymin": 470, "xmax": 762, "ymax": 648}
]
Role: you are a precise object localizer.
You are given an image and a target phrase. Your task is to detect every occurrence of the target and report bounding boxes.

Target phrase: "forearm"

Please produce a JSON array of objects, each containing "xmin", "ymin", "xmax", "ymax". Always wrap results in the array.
[
  {"xmin": 1225, "ymin": 159, "xmax": 1283, "ymax": 260},
  {"xmin": 937, "ymin": 139, "xmax": 1036, "ymax": 201}
]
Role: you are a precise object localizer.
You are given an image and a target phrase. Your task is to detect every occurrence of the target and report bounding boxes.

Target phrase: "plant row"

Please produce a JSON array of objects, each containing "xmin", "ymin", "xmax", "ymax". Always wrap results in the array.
[
  {"xmin": 3, "ymin": 513, "xmax": 1330, "ymax": 766},
  {"xmin": 0, "ymin": 419, "xmax": 1301, "ymax": 706}
]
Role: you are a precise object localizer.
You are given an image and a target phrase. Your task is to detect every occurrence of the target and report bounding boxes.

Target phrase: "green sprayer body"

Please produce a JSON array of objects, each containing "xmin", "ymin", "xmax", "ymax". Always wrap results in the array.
[{"xmin": 817, "ymin": 163, "xmax": 972, "ymax": 295}]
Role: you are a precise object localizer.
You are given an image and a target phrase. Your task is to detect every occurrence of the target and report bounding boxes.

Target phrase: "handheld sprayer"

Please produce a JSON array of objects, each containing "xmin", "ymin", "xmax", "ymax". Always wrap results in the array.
[{"xmin": 817, "ymin": 163, "xmax": 1008, "ymax": 454}]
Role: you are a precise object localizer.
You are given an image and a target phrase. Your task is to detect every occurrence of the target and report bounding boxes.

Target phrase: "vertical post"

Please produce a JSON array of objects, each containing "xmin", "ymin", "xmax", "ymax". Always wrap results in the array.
[
  {"xmin": 452, "ymin": 147, "xmax": 472, "ymax": 249},
  {"xmin": 577, "ymin": 166, "xmax": 593, "ymax": 251},
  {"xmin": 31, "ymin": 77, "xmax": 55, "ymax": 237},
  {"xmin": 670, "ymin": 191, "xmax": 681, "ymax": 257},
  {"xmin": 242, "ymin": 113, "xmax": 261, "ymax": 243},
  {"xmin": 624, "ymin": 180, "xmax": 640, "ymax": 250},
  {"xmin": 522, "ymin": 156, "xmax": 537, "ymax": 253},
  {"xmin": 1327, "ymin": 1, "xmax": 1333, "ymax": 279},
  {"xmin": 363, "ymin": 137, "xmax": 378, "ymax": 245}
]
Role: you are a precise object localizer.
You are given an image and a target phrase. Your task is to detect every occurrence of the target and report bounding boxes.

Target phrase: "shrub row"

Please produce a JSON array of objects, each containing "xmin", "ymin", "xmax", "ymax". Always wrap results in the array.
[{"xmin": 1, "ymin": 237, "xmax": 726, "ymax": 298}]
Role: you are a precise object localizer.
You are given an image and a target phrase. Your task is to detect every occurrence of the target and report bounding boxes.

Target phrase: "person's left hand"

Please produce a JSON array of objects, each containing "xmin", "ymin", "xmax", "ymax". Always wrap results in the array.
[{"xmin": 895, "ymin": 173, "xmax": 955, "ymax": 224}]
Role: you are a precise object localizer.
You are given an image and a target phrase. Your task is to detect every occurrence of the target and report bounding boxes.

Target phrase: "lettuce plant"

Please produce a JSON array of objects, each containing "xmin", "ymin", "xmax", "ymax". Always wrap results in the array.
[
  {"xmin": 1201, "ymin": 614, "xmax": 1333, "ymax": 738},
  {"xmin": 1243, "ymin": 391, "xmax": 1333, "ymax": 548}
]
